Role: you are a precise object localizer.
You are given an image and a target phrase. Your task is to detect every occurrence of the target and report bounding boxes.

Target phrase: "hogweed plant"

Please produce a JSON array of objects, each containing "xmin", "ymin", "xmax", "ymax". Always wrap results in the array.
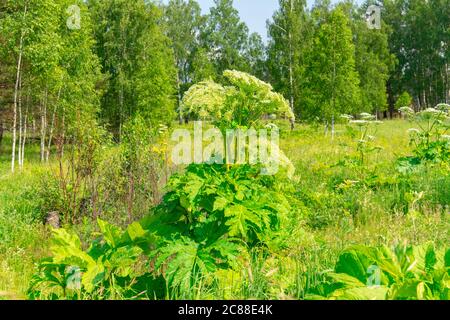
[
  {"xmin": 397, "ymin": 104, "xmax": 450, "ymax": 171},
  {"xmin": 341, "ymin": 113, "xmax": 383, "ymax": 168},
  {"xmin": 307, "ymin": 243, "xmax": 450, "ymax": 300},
  {"xmin": 180, "ymin": 70, "xmax": 296, "ymax": 178},
  {"xmin": 28, "ymin": 71, "xmax": 298, "ymax": 299}
]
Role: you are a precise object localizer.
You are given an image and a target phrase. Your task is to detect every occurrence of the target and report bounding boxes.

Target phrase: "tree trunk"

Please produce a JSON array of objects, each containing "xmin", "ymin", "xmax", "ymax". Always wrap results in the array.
[
  {"xmin": 118, "ymin": 82, "xmax": 124, "ymax": 142},
  {"xmin": 175, "ymin": 56, "xmax": 183, "ymax": 125},
  {"xmin": 11, "ymin": 34, "xmax": 24, "ymax": 173},
  {"xmin": 445, "ymin": 63, "xmax": 449, "ymax": 103},
  {"xmin": 20, "ymin": 88, "xmax": 31, "ymax": 166},
  {"xmin": 40, "ymin": 103, "xmax": 45, "ymax": 162},
  {"xmin": 415, "ymin": 95, "xmax": 421, "ymax": 112},
  {"xmin": 387, "ymin": 80, "xmax": 395, "ymax": 119},
  {"xmin": 40, "ymin": 89, "xmax": 48, "ymax": 162},
  {"xmin": 18, "ymin": 72, "xmax": 23, "ymax": 168},
  {"xmin": 61, "ymin": 110, "xmax": 65, "ymax": 158},
  {"xmin": 422, "ymin": 89, "xmax": 427, "ymax": 109},
  {"xmin": 330, "ymin": 25, "xmax": 337, "ymax": 141},
  {"xmin": 11, "ymin": 4, "xmax": 27, "ymax": 173},
  {"xmin": 331, "ymin": 115, "xmax": 335, "ymax": 140},
  {"xmin": 46, "ymin": 105, "xmax": 57, "ymax": 162},
  {"xmin": 0, "ymin": 120, "xmax": 4, "ymax": 152},
  {"xmin": 21, "ymin": 108, "xmax": 28, "ymax": 166},
  {"xmin": 288, "ymin": 37, "xmax": 294, "ymax": 127},
  {"xmin": 288, "ymin": 0, "xmax": 295, "ymax": 129},
  {"xmin": 127, "ymin": 171, "xmax": 134, "ymax": 222},
  {"xmin": 46, "ymin": 87, "xmax": 62, "ymax": 162}
]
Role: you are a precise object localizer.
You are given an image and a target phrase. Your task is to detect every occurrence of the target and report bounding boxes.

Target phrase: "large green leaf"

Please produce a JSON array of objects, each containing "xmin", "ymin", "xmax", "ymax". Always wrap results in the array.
[
  {"xmin": 97, "ymin": 218, "xmax": 123, "ymax": 248},
  {"xmin": 334, "ymin": 246, "xmax": 374, "ymax": 284},
  {"xmin": 107, "ymin": 246, "xmax": 143, "ymax": 277},
  {"xmin": 82, "ymin": 263, "xmax": 105, "ymax": 293},
  {"xmin": 126, "ymin": 222, "xmax": 146, "ymax": 241},
  {"xmin": 213, "ymin": 196, "xmax": 229, "ymax": 212},
  {"xmin": 224, "ymin": 204, "xmax": 262, "ymax": 240},
  {"xmin": 154, "ymin": 237, "xmax": 211, "ymax": 294},
  {"xmin": 50, "ymin": 228, "xmax": 95, "ymax": 268},
  {"xmin": 330, "ymin": 286, "xmax": 389, "ymax": 300},
  {"xmin": 328, "ymin": 272, "xmax": 366, "ymax": 288},
  {"xmin": 321, "ymin": 244, "xmax": 450, "ymax": 300}
]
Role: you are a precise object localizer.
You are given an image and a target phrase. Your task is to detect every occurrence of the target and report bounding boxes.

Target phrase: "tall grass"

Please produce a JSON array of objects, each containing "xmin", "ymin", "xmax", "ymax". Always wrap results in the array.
[{"xmin": 0, "ymin": 135, "xmax": 51, "ymax": 299}]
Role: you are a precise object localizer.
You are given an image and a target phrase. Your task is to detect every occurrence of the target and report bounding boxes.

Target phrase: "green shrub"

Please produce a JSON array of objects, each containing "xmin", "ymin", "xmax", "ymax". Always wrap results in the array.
[
  {"xmin": 28, "ymin": 163, "xmax": 293, "ymax": 299},
  {"xmin": 142, "ymin": 163, "xmax": 292, "ymax": 298}
]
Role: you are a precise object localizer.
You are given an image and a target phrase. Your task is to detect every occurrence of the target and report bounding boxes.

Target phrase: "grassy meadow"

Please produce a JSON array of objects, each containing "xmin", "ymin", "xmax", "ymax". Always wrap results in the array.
[{"xmin": 0, "ymin": 119, "xmax": 448, "ymax": 300}]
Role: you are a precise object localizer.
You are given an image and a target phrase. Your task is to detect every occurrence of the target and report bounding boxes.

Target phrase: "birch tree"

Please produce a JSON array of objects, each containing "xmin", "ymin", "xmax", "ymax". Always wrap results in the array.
[
  {"xmin": 163, "ymin": 0, "xmax": 204, "ymax": 124},
  {"xmin": 267, "ymin": 0, "xmax": 312, "ymax": 123}
]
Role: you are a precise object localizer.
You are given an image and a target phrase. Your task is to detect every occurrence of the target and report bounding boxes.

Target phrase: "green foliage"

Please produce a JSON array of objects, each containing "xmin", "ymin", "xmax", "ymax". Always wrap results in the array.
[
  {"xmin": 395, "ymin": 92, "xmax": 413, "ymax": 110},
  {"xmin": 308, "ymin": 244, "xmax": 450, "ymax": 300},
  {"xmin": 141, "ymin": 163, "xmax": 291, "ymax": 297},
  {"xmin": 121, "ymin": 115, "xmax": 171, "ymax": 217},
  {"xmin": 1, "ymin": 0, "xmax": 449, "ymax": 302},
  {"xmin": 303, "ymin": 6, "xmax": 361, "ymax": 120},
  {"xmin": 201, "ymin": 0, "xmax": 250, "ymax": 74},
  {"xmin": 89, "ymin": 0, "xmax": 176, "ymax": 134},
  {"xmin": 163, "ymin": 0, "xmax": 204, "ymax": 92},
  {"xmin": 56, "ymin": 119, "xmax": 111, "ymax": 223},
  {"xmin": 383, "ymin": 0, "xmax": 448, "ymax": 108},
  {"xmin": 155, "ymin": 164, "xmax": 289, "ymax": 244},
  {"xmin": 152, "ymin": 236, "xmax": 241, "ymax": 297},
  {"xmin": 190, "ymin": 47, "xmax": 216, "ymax": 83},
  {"xmin": 245, "ymin": 33, "xmax": 267, "ymax": 80},
  {"xmin": 8, "ymin": 119, "xmax": 450, "ymax": 300},
  {"xmin": 266, "ymin": 0, "xmax": 311, "ymax": 118},
  {"xmin": 28, "ymin": 163, "xmax": 292, "ymax": 299},
  {"xmin": 352, "ymin": 3, "xmax": 395, "ymax": 114}
]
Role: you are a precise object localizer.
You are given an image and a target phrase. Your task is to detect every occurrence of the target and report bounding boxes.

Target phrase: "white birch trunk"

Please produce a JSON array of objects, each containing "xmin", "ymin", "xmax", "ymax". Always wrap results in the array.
[
  {"xmin": 21, "ymin": 109, "xmax": 28, "ymax": 167},
  {"xmin": 18, "ymin": 74, "xmax": 23, "ymax": 167},
  {"xmin": 40, "ymin": 90, "xmax": 48, "ymax": 162},
  {"xmin": 11, "ymin": 4, "xmax": 27, "ymax": 173},
  {"xmin": 12, "ymin": 36, "xmax": 24, "ymax": 173},
  {"xmin": 331, "ymin": 115, "xmax": 335, "ymax": 140},
  {"xmin": 46, "ymin": 104, "xmax": 58, "ymax": 162}
]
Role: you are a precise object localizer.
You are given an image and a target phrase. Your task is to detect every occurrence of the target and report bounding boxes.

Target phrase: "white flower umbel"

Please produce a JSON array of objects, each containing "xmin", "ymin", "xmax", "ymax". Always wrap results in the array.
[
  {"xmin": 340, "ymin": 114, "xmax": 354, "ymax": 120},
  {"xmin": 360, "ymin": 113, "xmax": 375, "ymax": 120},
  {"xmin": 436, "ymin": 103, "xmax": 450, "ymax": 113},
  {"xmin": 349, "ymin": 120, "xmax": 369, "ymax": 126},
  {"xmin": 183, "ymin": 70, "xmax": 295, "ymax": 128},
  {"xmin": 399, "ymin": 106, "xmax": 415, "ymax": 116}
]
